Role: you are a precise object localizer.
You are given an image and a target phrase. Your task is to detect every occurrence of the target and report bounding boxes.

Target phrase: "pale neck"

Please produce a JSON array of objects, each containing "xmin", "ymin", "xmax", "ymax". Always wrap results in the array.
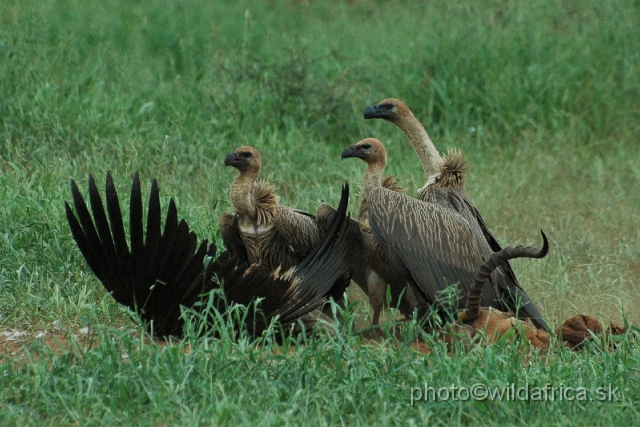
[
  {"xmin": 395, "ymin": 115, "xmax": 443, "ymax": 178},
  {"xmin": 362, "ymin": 161, "xmax": 385, "ymax": 199},
  {"xmin": 230, "ymin": 170, "xmax": 258, "ymax": 218}
]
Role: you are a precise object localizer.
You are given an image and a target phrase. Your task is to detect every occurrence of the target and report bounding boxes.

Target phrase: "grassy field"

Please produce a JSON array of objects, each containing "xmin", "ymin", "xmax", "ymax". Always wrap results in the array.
[{"xmin": 2, "ymin": 0, "xmax": 640, "ymax": 425}]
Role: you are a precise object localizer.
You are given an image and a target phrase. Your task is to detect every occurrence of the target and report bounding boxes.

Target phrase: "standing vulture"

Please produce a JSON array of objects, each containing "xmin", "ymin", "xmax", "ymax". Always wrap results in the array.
[
  {"xmin": 317, "ymin": 176, "xmax": 412, "ymax": 326},
  {"xmin": 364, "ymin": 98, "xmax": 548, "ymax": 330},
  {"xmin": 341, "ymin": 138, "xmax": 542, "ymax": 328},
  {"xmin": 65, "ymin": 172, "xmax": 352, "ymax": 339}
]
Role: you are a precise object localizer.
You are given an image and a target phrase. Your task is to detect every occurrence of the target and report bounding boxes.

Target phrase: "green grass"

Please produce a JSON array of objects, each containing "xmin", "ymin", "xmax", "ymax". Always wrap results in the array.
[{"xmin": 1, "ymin": 0, "xmax": 640, "ymax": 425}]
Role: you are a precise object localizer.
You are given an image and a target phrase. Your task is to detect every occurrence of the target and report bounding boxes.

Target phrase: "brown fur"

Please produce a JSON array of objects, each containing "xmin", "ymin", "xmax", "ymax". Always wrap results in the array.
[
  {"xmin": 441, "ymin": 311, "xmax": 626, "ymax": 351},
  {"xmin": 444, "ymin": 308, "xmax": 551, "ymax": 349},
  {"xmin": 560, "ymin": 314, "xmax": 626, "ymax": 349}
]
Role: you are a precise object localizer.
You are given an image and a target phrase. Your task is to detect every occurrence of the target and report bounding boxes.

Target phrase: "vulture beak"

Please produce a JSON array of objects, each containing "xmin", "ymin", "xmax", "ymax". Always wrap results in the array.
[
  {"xmin": 224, "ymin": 152, "xmax": 238, "ymax": 166},
  {"xmin": 363, "ymin": 104, "xmax": 391, "ymax": 120},
  {"xmin": 224, "ymin": 152, "xmax": 251, "ymax": 169},
  {"xmin": 363, "ymin": 105, "xmax": 379, "ymax": 119},
  {"xmin": 341, "ymin": 145, "xmax": 359, "ymax": 160}
]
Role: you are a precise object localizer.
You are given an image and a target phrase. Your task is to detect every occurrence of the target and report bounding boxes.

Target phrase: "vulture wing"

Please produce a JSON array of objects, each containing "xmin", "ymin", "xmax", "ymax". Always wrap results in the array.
[
  {"xmin": 273, "ymin": 206, "xmax": 320, "ymax": 262},
  {"xmin": 65, "ymin": 173, "xmax": 352, "ymax": 338},
  {"xmin": 316, "ymin": 203, "xmax": 368, "ymax": 294},
  {"xmin": 219, "ymin": 212, "xmax": 249, "ymax": 264},
  {"xmin": 366, "ymin": 188, "xmax": 487, "ymax": 320},
  {"xmin": 436, "ymin": 189, "xmax": 549, "ymax": 330},
  {"xmin": 65, "ymin": 172, "xmax": 236, "ymax": 337}
]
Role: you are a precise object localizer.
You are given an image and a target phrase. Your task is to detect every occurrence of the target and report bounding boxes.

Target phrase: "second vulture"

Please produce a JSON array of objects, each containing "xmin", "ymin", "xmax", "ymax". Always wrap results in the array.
[
  {"xmin": 220, "ymin": 145, "xmax": 381, "ymax": 319},
  {"xmin": 364, "ymin": 98, "xmax": 547, "ymax": 329},
  {"xmin": 342, "ymin": 138, "xmax": 546, "ymax": 328}
]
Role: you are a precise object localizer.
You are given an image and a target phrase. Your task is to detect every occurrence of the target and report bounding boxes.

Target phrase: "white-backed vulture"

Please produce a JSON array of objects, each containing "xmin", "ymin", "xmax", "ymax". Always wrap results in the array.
[
  {"xmin": 328, "ymin": 141, "xmax": 415, "ymax": 325},
  {"xmin": 220, "ymin": 146, "xmax": 320, "ymax": 274},
  {"xmin": 317, "ymin": 174, "xmax": 413, "ymax": 326},
  {"xmin": 364, "ymin": 98, "xmax": 548, "ymax": 330},
  {"xmin": 341, "ymin": 138, "xmax": 537, "ymax": 327},
  {"xmin": 64, "ymin": 172, "xmax": 352, "ymax": 338}
]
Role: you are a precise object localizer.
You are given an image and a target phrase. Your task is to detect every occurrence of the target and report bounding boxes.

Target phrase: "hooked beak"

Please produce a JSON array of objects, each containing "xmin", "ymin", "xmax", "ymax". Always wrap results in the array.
[
  {"xmin": 224, "ymin": 152, "xmax": 251, "ymax": 169},
  {"xmin": 224, "ymin": 152, "xmax": 238, "ymax": 166},
  {"xmin": 341, "ymin": 145, "xmax": 359, "ymax": 160},
  {"xmin": 363, "ymin": 103, "xmax": 393, "ymax": 120}
]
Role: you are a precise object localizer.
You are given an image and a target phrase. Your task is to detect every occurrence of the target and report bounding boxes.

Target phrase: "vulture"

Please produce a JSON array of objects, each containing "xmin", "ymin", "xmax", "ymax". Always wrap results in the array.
[
  {"xmin": 64, "ymin": 172, "xmax": 352, "ymax": 339},
  {"xmin": 317, "ymin": 175, "xmax": 412, "ymax": 326},
  {"xmin": 341, "ymin": 138, "xmax": 543, "ymax": 328},
  {"xmin": 364, "ymin": 98, "xmax": 548, "ymax": 330},
  {"xmin": 220, "ymin": 145, "xmax": 376, "ymax": 316},
  {"xmin": 220, "ymin": 146, "xmax": 320, "ymax": 273}
]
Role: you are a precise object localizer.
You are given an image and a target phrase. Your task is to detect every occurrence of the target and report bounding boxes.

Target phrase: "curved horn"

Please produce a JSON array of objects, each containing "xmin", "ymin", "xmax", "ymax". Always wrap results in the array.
[{"xmin": 464, "ymin": 230, "xmax": 549, "ymax": 322}]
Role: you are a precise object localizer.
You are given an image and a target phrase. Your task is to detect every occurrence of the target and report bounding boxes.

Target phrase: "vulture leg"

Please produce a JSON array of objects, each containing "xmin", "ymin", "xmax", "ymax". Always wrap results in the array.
[{"xmin": 365, "ymin": 267, "xmax": 386, "ymax": 326}]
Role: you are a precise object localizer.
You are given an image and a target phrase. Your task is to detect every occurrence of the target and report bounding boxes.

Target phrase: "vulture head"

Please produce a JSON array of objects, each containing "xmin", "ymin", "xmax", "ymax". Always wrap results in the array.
[
  {"xmin": 224, "ymin": 146, "xmax": 261, "ymax": 174},
  {"xmin": 341, "ymin": 138, "xmax": 387, "ymax": 166},
  {"xmin": 363, "ymin": 98, "xmax": 413, "ymax": 123}
]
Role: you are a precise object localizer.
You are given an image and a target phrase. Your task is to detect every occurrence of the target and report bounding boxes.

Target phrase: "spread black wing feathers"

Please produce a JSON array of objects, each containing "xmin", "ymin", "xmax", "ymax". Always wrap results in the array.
[
  {"xmin": 316, "ymin": 204, "xmax": 368, "ymax": 294},
  {"xmin": 65, "ymin": 172, "xmax": 237, "ymax": 336},
  {"xmin": 65, "ymin": 173, "xmax": 351, "ymax": 338}
]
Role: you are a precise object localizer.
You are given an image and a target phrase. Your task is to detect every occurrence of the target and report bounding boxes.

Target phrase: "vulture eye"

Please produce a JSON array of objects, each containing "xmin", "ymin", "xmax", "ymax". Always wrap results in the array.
[
  {"xmin": 241, "ymin": 152, "xmax": 252, "ymax": 159},
  {"xmin": 380, "ymin": 103, "xmax": 394, "ymax": 110},
  {"xmin": 361, "ymin": 143, "xmax": 372, "ymax": 150}
]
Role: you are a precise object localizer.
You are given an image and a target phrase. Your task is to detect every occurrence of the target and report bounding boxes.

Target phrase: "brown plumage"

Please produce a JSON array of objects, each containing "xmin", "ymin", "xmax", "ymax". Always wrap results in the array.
[
  {"xmin": 343, "ymin": 138, "xmax": 532, "ymax": 327},
  {"xmin": 317, "ymin": 173, "xmax": 411, "ymax": 325},
  {"xmin": 65, "ymin": 172, "xmax": 353, "ymax": 338},
  {"xmin": 364, "ymin": 98, "xmax": 548, "ymax": 330},
  {"xmin": 220, "ymin": 146, "xmax": 320, "ymax": 273},
  {"xmin": 342, "ymin": 140, "xmax": 419, "ymax": 325}
]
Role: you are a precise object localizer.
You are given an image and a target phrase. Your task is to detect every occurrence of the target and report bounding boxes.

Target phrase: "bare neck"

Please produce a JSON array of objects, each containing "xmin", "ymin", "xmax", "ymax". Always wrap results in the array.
[
  {"xmin": 230, "ymin": 169, "xmax": 258, "ymax": 219},
  {"xmin": 362, "ymin": 161, "xmax": 385, "ymax": 200},
  {"xmin": 394, "ymin": 115, "xmax": 443, "ymax": 179}
]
